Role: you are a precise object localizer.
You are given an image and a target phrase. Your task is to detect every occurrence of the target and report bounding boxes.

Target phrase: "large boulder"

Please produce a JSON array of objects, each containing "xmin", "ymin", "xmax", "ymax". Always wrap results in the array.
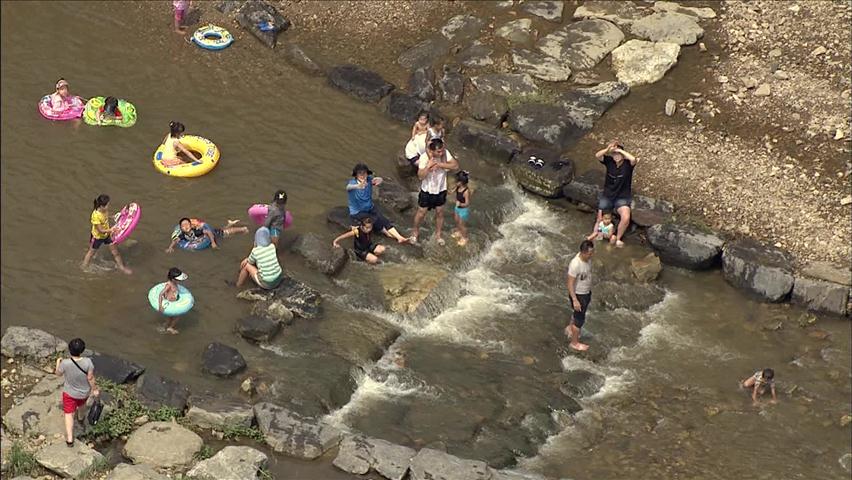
[
  {"xmin": 409, "ymin": 448, "xmax": 490, "ymax": 480},
  {"xmin": 722, "ymin": 240, "xmax": 795, "ymax": 302},
  {"xmin": 91, "ymin": 352, "xmax": 145, "ymax": 384},
  {"xmin": 106, "ymin": 463, "xmax": 170, "ymax": 480},
  {"xmin": 563, "ymin": 169, "xmax": 603, "ymax": 207},
  {"xmin": 202, "ymin": 342, "xmax": 247, "ymax": 378},
  {"xmin": 236, "ymin": 315, "xmax": 281, "ymax": 342},
  {"xmin": 3, "ymin": 376, "xmax": 66, "ymax": 436},
  {"xmin": 646, "ymin": 223, "xmax": 725, "ymax": 270},
  {"xmin": 495, "ymin": 18, "xmax": 534, "ymax": 44},
  {"xmin": 631, "ymin": 253, "xmax": 662, "ymax": 282},
  {"xmin": 385, "ymin": 92, "xmax": 429, "ymax": 124},
  {"xmin": 408, "ymin": 67, "xmax": 436, "ymax": 102},
  {"xmin": 652, "ymin": 1, "xmax": 717, "ymax": 19},
  {"xmin": 328, "ymin": 65, "xmax": 395, "ymax": 103},
  {"xmin": 510, "ymin": 148, "xmax": 574, "ymax": 198},
  {"xmin": 573, "ymin": 0, "xmax": 649, "ymax": 26},
  {"xmin": 630, "ymin": 11, "xmax": 703, "ymax": 45},
  {"xmin": 252, "ymin": 402, "xmax": 342, "ymax": 459},
  {"xmin": 136, "ymin": 373, "xmax": 190, "ymax": 411},
  {"xmin": 610, "ymin": 39, "xmax": 680, "ymax": 87},
  {"xmin": 522, "ymin": 1, "xmax": 564, "ymax": 22},
  {"xmin": 236, "ymin": 275, "xmax": 322, "ymax": 319},
  {"xmin": 594, "ymin": 281, "xmax": 666, "ymax": 311},
  {"xmin": 187, "ymin": 446, "xmax": 268, "ymax": 480},
  {"xmin": 440, "ymin": 14, "xmax": 484, "ymax": 41},
  {"xmin": 454, "ymin": 119, "xmax": 521, "ymax": 164},
  {"xmin": 35, "ymin": 440, "xmax": 105, "ymax": 479},
  {"xmin": 537, "ymin": 19, "xmax": 624, "ymax": 71},
  {"xmin": 378, "ymin": 263, "xmax": 449, "ymax": 314},
  {"xmin": 439, "ymin": 64, "xmax": 465, "ymax": 104},
  {"xmin": 291, "ymin": 233, "xmax": 348, "ymax": 276},
  {"xmin": 1, "ymin": 326, "xmax": 65, "ymax": 361},
  {"xmin": 333, "ymin": 435, "xmax": 417, "ymax": 480},
  {"xmin": 186, "ymin": 394, "xmax": 254, "ymax": 429},
  {"xmin": 235, "ymin": 0, "xmax": 290, "ymax": 48},
  {"xmin": 508, "ymin": 103, "xmax": 583, "ymax": 150},
  {"xmin": 470, "ymin": 73, "xmax": 538, "ymax": 97},
  {"xmin": 316, "ymin": 312, "xmax": 400, "ymax": 365},
  {"xmin": 511, "ymin": 48, "xmax": 572, "ymax": 82},
  {"xmin": 398, "ymin": 36, "xmax": 450, "ymax": 70},
  {"xmin": 376, "ymin": 177, "xmax": 415, "ymax": 213},
  {"xmin": 559, "ymin": 369, "xmax": 606, "ymax": 398},
  {"xmin": 123, "ymin": 422, "xmax": 203, "ymax": 469},
  {"xmin": 555, "ymin": 81, "xmax": 630, "ymax": 130},
  {"xmin": 791, "ymin": 277, "xmax": 849, "ymax": 316},
  {"xmin": 457, "ymin": 42, "xmax": 494, "ymax": 67},
  {"xmin": 467, "ymin": 92, "xmax": 509, "ymax": 126}
]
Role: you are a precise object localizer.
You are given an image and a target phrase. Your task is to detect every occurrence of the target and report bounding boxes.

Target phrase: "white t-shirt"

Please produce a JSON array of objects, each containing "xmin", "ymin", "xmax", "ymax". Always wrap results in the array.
[
  {"xmin": 568, "ymin": 254, "xmax": 592, "ymax": 295},
  {"xmin": 405, "ymin": 133, "xmax": 427, "ymax": 159},
  {"xmin": 418, "ymin": 150, "xmax": 455, "ymax": 194}
]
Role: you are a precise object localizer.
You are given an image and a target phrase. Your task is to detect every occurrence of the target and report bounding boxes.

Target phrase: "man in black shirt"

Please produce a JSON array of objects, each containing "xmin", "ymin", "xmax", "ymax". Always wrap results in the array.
[{"xmin": 590, "ymin": 140, "xmax": 638, "ymax": 247}]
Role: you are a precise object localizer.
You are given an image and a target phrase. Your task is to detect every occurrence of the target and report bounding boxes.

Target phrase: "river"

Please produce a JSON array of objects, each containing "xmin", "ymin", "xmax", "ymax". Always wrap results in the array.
[{"xmin": 1, "ymin": 2, "xmax": 849, "ymax": 479}]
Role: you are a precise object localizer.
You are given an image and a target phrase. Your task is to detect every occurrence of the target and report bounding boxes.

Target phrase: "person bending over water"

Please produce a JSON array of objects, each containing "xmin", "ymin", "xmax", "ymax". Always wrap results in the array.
[
  {"xmin": 160, "ymin": 121, "xmax": 199, "ymax": 167},
  {"xmin": 166, "ymin": 218, "xmax": 248, "ymax": 252},
  {"xmin": 82, "ymin": 194, "xmax": 131, "ymax": 274},
  {"xmin": 741, "ymin": 368, "xmax": 778, "ymax": 405},
  {"xmin": 333, "ymin": 216, "xmax": 386, "ymax": 264}
]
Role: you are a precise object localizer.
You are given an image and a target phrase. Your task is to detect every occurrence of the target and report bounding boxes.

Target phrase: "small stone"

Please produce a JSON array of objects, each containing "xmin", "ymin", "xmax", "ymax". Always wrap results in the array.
[
  {"xmin": 134, "ymin": 415, "xmax": 149, "ymax": 426},
  {"xmin": 835, "ymin": 130, "xmax": 845, "ymax": 140},
  {"xmin": 213, "ymin": 430, "xmax": 225, "ymax": 440},
  {"xmin": 699, "ymin": 42, "xmax": 706, "ymax": 52},
  {"xmin": 788, "ymin": 4, "xmax": 800, "ymax": 13},
  {"xmin": 665, "ymin": 99, "xmax": 676, "ymax": 116},
  {"xmin": 742, "ymin": 77, "xmax": 758, "ymax": 89},
  {"xmin": 718, "ymin": 75, "xmax": 729, "ymax": 83},
  {"xmin": 768, "ymin": 48, "xmax": 782, "ymax": 58},
  {"xmin": 6, "ymin": 358, "xmax": 14, "ymax": 364},
  {"xmin": 240, "ymin": 377, "xmax": 254, "ymax": 394},
  {"xmin": 841, "ymin": 415, "xmax": 852, "ymax": 428},
  {"xmin": 810, "ymin": 45, "xmax": 827, "ymax": 56},
  {"xmin": 754, "ymin": 84, "xmax": 771, "ymax": 96},
  {"xmin": 773, "ymin": 70, "xmax": 790, "ymax": 80},
  {"xmin": 840, "ymin": 195, "xmax": 852, "ymax": 206}
]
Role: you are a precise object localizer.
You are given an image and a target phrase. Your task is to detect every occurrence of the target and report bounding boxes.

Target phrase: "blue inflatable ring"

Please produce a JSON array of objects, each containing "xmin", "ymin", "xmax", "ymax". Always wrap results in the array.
[
  {"xmin": 172, "ymin": 224, "xmax": 212, "ymax": 251},
  {"xmin": 192, "ymin": 25, "xmax": 234, "ymax": 51},
  {"xmin": 148, "ymin": 283, "xmax": 194, "ymax": 316}
]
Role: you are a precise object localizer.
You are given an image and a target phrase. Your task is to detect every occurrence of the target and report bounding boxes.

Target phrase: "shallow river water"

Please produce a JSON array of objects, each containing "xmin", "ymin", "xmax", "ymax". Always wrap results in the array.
[{"xmin": 2, "ymin": 2, "xmax": 850, "ymax": 480}]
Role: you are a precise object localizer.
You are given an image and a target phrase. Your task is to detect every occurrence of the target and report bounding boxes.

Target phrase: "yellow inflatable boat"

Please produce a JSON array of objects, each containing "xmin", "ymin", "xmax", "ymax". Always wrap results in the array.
[{"xmin": 153, "ymin": 135, "xmax": 219, "ymax": 178}]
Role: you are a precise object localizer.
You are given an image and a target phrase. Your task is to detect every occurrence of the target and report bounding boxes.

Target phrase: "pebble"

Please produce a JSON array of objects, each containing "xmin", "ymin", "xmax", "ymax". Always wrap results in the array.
[
  {"xmin": 788, "ymin": 4, "xmax": 801, "ymax": 13},
  {"xmin": 134, "ymin": 415, "xmax": 149, "ymax": 425},
  {"xmin": 754, "ymin": 84, "xmax": 771, "ymax": 96},
  {"xmin": 768, "ymin": 48, "xmax": 783, "ymax": 58},
  {"xmin": 773, "ymin": 70, "xmax": 790, "ymax": 80},
  {"xmin": 835, "ymin": 130, "xmax": 845, "ymax": 140},
  {"xmin": 718, "ymin": 75, "xmax": 729, "ymax": 83},
  {"xmin": 665, "ymin": 99, "xmax": 677, "ymax": 116},
  {"xmin": 699, "ymin": 42, "xmax": 707, "ymax": 52},
  {"xmin": 811, "ymin": 45, "xmax": 827, "ymax": 56},
  {"xmin": 7, "ymin": 358, "xmax": 14, "ymax": 364},
  {"xmin": 840, "ymin": 195, "xmax": 852, "ymax": 206},
  {"xmin": 742, "ymin": 77, "xmax": 758, "ymax": 89}
]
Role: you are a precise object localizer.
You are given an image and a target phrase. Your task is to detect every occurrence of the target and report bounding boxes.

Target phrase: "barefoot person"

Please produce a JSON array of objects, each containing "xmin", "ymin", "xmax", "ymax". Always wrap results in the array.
[
  {"xmin": 411, "ymin": 138, "xmax": 459, "ymax": 245},
  {"xmin": 566, "ymin": 240, "xmax": 594, "ymax": 351},
  {"xmin": 347, "ymin": 163, "xmax": 412, "ymax": 244},
  {"xmin": 55, "ymin": 338, "xmax": 99, "ymax": 447},
  {"xmin": 741, "ymin": 368, "xmax": 778, "ymax": 405},
  {"xmin": 592, "ymin": 140, "xmax": 637, "ymax": 247},
  {"xmin": 236, "ymin": 227, "xmax": 282, "ymax": 290}
]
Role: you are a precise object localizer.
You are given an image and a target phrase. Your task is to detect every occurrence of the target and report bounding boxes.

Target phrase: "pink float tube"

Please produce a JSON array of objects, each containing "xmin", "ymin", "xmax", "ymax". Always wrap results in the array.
[
  {"xmin": 111, "ymin": 203, "xmax": 141, "ymax": 245},
  {"xmin": 37, "ymin": 94, "xmax": 85, "ymax": 121},
  {"xmin": 248, "ymin": 204, "xmax": 293, "ymax": 229}
]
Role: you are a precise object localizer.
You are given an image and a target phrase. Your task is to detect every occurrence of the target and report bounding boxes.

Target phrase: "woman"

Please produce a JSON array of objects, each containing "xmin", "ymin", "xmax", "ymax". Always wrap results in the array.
[
  {"xmin": 55, "ymin": 338, "xmax": 99, "ymax": 446},
  {"xmin": 236, "ymin": 227, "xmax": 282, "ymax": 289}
]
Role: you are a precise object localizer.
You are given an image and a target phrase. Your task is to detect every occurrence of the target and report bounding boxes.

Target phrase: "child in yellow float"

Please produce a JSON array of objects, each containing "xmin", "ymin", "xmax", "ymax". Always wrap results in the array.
[
  {"xmin": 160, "ymin": 121, "xmax": 199, "ymax": 167},
  {"xmin": 81, "ymin": 194, "xmax": 132, "ymax": 274}
]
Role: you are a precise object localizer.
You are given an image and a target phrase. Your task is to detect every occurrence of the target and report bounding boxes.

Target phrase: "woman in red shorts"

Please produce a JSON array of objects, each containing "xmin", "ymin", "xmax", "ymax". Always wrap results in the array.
[{"xmin": 55, "ymin": 338, "xmax": 99, "ymax": 446}]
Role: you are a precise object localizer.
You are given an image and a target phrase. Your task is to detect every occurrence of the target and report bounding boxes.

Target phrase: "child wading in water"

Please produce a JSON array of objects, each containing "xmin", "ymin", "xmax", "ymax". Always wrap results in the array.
[
  {"xmin": 165, "ymin": 218, "xmax": 247, "ymax": 252},
  {"xmin": 82, "ymin": 194, "xmax": 132, "ymax": 274},
  {"xmin": 333, "ymin": 217, "xmax": 386, "ymax": 264},
  {"xmin": 587, "ymin": 210, "xmax": 615, "ymax": 243},
  {"xmin": 173, "ymin": 0, "xmax": 190, "ymax": 33},
  {"xmin": 158, "ymin": 267, "xmax": 188, "ymax": 334},
  {"xmin": 741, "ymin": 368, "xmax": 778, "ymax": 405},
  {"xmin": 264, "ymin": 190, "xmax": 288, "ymax": 247},
  {"xmin": 451, "ymin": 170, "xmax": 471, "ymax": 246},
  {"xmin": 160, "ymin": 121, "xmax": 199, "ymax": 167}
]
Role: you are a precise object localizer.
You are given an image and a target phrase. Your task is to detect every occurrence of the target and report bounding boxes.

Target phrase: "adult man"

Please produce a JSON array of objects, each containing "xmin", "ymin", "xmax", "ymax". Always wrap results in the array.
[
  {"xmin": 347, "ymin": 163, "xmax": 411, "ymax": 244},
  {"xmin": 592, "ymin": 140, "xmax": 638, "ymax": 247},
  {"xmin": 566, "ymin": 240, "xmax": 594, "ymax": 351},
  {"xmin": 411, "ymin": 138, "xmax": 459, "ymax": 244}
]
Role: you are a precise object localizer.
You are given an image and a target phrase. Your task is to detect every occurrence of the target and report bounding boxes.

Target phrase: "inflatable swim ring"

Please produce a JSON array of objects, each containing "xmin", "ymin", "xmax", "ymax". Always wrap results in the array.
[
  {"xmin": 148, "ymin": 283, "xmax": 194, "ymax": 317},
  {"xmin": 153, "ymin": 135, "xmax": 219, "ymax": 178},
  {"xmin": 192, "ymin": 25, "xmax": 234, "ymax": 51},
  {"xmin": 171, "ymin": 219, "xmax": 213, "ymax": 251},
  {"xmin": 38, "ymin": 94, "xmax": 85, "ymax": 121},
  {"xmin": 83, "ymin": 97, "xmax": 137, "ymax": 127},
  {"xmin": 248, "ymin": 204, "xmax": 293, "ymax": 228},
  {"xmin": 111, "ymin": 203, "xmax": 141, "ymax": 245}
]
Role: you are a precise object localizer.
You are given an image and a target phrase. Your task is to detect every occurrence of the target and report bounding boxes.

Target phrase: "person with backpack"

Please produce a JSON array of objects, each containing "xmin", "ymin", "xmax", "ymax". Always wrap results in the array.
[{"xmin": 55, "ymin": 338, "xmax": 99, "ymax": 446}]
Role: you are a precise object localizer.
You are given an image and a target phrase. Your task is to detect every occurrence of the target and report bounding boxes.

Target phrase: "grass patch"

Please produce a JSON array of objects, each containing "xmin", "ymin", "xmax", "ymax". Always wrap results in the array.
[
  {"xmin": 87, "ymin": 380, "xmax": 184, "ymax": 440},
  {"xmin": 6, "ymin": 441, "xmax": 38, "ymax": 477},
  {"xmin": 220, "ymin": 424, "xmax": 265, "ymax": 442},
  {"xmin": 78, "ymin": 456, "xmax": 110, "ymax": 479},
  {"xmin": 149, "ymin": 406, "xmax": 182, "ymax": 422},
  {"xmin": 194, "ymin": 444, "xmax": 215, "ymax": 461}
]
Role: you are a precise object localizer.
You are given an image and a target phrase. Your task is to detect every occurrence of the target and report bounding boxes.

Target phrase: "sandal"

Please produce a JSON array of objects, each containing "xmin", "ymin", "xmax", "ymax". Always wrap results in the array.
[
  {"xmin": 527, "ymin": 155, "xmax": 537, "ymax": 166},
  {"xmin": 534, "ymin": 159, "xmax": 545, "ymax": 169}
]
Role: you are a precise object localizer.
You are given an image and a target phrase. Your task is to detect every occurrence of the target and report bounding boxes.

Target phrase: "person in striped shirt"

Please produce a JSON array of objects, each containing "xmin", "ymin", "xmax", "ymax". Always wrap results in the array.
[{"xmin": 236, "ymin": 227, "xmax": 282, "ymax": 289}]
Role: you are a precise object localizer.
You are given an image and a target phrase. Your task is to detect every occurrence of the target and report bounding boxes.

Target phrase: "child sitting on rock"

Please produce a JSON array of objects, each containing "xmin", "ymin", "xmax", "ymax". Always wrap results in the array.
[
  {"xmin": 587, "ymin": 211, "xmax": 615, "ymax": 243},
  {"xmin": 332, "ymin": 216, "xmax": 386, "ymax": 264},
  {"xmin": 741, "ymin": 368, "xmax": 778, "ymax": 405}
]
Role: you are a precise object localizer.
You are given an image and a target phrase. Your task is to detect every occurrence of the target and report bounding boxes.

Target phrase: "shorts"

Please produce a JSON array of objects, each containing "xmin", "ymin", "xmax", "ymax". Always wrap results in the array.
[
  {"xmin": 571, "ymin": 293, "xmax": 592, "ymax": 328},
  {"xmin": 89, "ymin": 235, "xmax": 113, "ymax": 249},
  {"xmin": 252, "ymin": 272, "xmax": 281, "ymax": 290},
  {"xmin": 597, "ymin": 195, "xmax": 632, "ymax": 212},
  {"xmin": 213, "ymin": 228, "xmax": 224, "ymax": 238},
  {"xmin": 454, "ymin": 205, "xmax": 470, "ymax": 221},
  {"xmin": 354, "ymin": 244, "xmax": 377, "ymax": 261},
  {"xmin": 269, "ymin": 227, "xmax": 282, "ymax": 238},
  {"xmin": 418, "ymin": 190, "xmax": 447, "ymax": 210},
  {"xmin": 174, "ymin": 8, "xmax": 186, "ymax": 23},
  {"xmin": 408, "ymin": 156, "xmax": 420, "ymax": 166},
  {"xmin": 351, "ymin": 209, "xmax": 392, "ymax": 233},
  {"xmin": 62, "ymin": 391, "xmax": 87, "ymax": 414}
]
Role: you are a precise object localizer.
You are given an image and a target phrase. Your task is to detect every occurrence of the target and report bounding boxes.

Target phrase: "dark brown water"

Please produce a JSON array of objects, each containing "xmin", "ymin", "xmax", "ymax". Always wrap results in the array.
[{"xmin": 2, "ymin": 2, "xmax": 850, "ymax": 480}]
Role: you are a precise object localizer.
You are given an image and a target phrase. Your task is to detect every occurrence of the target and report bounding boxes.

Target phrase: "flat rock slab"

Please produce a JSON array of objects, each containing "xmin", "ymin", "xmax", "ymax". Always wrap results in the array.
[
  {"xmin": 283, "ymin": 44, "xmax": 323, "ymax": 76},
  {"xmin": 440, "ymin": 14, "xmax": 484, "ymax": 41},
  {"xmin": 409, "ymin": 67, "xmax": 436, "ymax": 102},
  {"xmin": 495, "ymin": 18, "xmax": 534, "ymax": 44},
  {"xmin": 630, "ymin": 11, "xmax": 703, "ymax": 45},
  {"xmin": 646, "ymin": 223, "xmax": 725, "ymax": 270},
  {"xmin": 202, "ymin": 342, "xmax": 247, "ymax": 377},
  {"xmin": 457, "ymin": 42, "xmax": 494, "ymax": 67},
  {"xmin": 376, "ymin": 177, "xmax": 415, "ymax": 213},
  {"xmin": 439, "ymin": 66, "xmax": 465, "ymax": 104},
  {"xmin": 522, "ymin": 1, "xmax": 564, "ymax": 22},
  {"xmin": 378, "ymin": 263, "xmax": 449, "ymax": 314},
  {"xmin": 328, "ymin": 65, "xmax": 395, "ymax": 103},
  {"xmin": 186, "ymin": 394, "xmax": 254, "ymax": 429},
  {"xmin": 1, "ymin": 326, "xmax": 66, "ymax": 361},
  {"xmin": 91, "ymin": 352, "xmax": 145, "ymax": 384},
  {"xmin": 555, "ymin": 81, "xmax": 630, "ymax": 130},
  {"xmin": 385, "ymin": 91, "xmax": 429, "ymax": 124},
  {"xmin": 801, "ymin": 261, "xmax": 851, "ymax": 286},
  {"xmin": 333, "ymin": 435, "xmax": 417, "ymax": 480},
  {"xmin": 471, "ymin": 73, "xmax": 538, "ymax": 97},
  {"xmin": 398, "ymin": 36, "xmax": 451, "ymax": 70},
  {"xmin": 467, "ymin": 92, "xmax": 510, "ymax": 126},
  {"xmin": 237, "ymin": 275, "xmax": 322, "ymax": 319},
  {"xmin": 236, "ymin": 314, "xmax": 281, "ymax": 342},
  {"xmin": 595, "ymin": 281, "xmax": 666, "ymax": 311},
  {"xmin": 792, "ymin": 277, "xmax": 849, "ymax": 316},
  {"xmin": 3, "ymin": 376, "xmax": 65, "ymax": 436},
  {"xmin": 124, "ymin": 421, "xmax": 203, "ymax": 469},
  {"xmin": 454, "ymin": 119, "xmax": 520, "ymax": 164},
  {"xmin": 106, "ymin": 463, "xmax": 170, "ymax": 480},
  {"xmin": 537, "ymin": 19, "xmax": 624, "ymax": 71},
  {"xmin": 36, "ymin": 440, "xmax": 104, "ymax": 479},
  {"xmin": 611, "ymin": 39, "xmax": 680, "ymax": 87},
  {"xmin": 573, "ymin": 0, "xmax": 649, "ymax": 26},
  {"xmin": 508, "ymin": 103, "xmax": 584, "ymax": 150},
  {"xmin": 236, "ymin": 0, "xmax": 290, "ymax": 48},
  {"xmin": 187, "ymin": 446, "xmax": 268, "ymax": 480},
  {"xmin": 722, "ymin": 239, "xmax": 794, "ymax": 302},
  {"xmin": 510, "ymin": 148, "xmax": 575, "ymax": 198},
  {"xmin": 653, "ymin": 1, "xmax": 716, "ymax": 19},
  {"xmin": 409, "ymin": 448, "xmax": 490, "ymax": 480},
  {"xmin": 291, "ymin": 233, "xmax": 348, "ymax": 276},
  {"xmin": 512, "ymin": 48, "xmax": 572, "ymax": 82},
  {"xmin": 563, "ymin": 169, "xmax": 603, "ymax": 207},
  {"xmin": 253, "ymin": 402, "xmax": 341, "ymax": 460},
  {"xmin": 136, "ymin": 373, "xmax": 190, "ymax": 411}
]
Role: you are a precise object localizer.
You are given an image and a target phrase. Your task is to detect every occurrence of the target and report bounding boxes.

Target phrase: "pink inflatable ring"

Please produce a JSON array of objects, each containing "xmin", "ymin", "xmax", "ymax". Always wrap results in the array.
[
  {"xmin": 111, "ymin": 203, "xmax": 141, "ymax": 245},
  {"xmin": 38, "ymin": 94, "xmax": 85, "ymax": 121},
  {"xmin": 248, "ymin": 204, "xmax": 293, "ymax": 229}
]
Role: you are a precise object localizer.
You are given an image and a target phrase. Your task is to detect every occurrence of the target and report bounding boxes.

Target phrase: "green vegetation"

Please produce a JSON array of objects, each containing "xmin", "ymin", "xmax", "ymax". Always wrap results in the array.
[
  {"xmin": 220, "ymin": 423, "xmax": 265, "ymax": 442},
  {"xmin": 87, "ymin": 380, "xmax": 183, "ymax": 440},
  {"xmin": 78, "ymin": 456, "xmax": 110, "ymax": 479},
  {"xmin": 149, "ymin": 406, "xmax": 182, "ymax": 422},
  {"xmin": 6, "ymin": 441, "xmax": 38, "ymax": 477},
  {"xmin": 194, "ymin": 444, "xmax": 215, "ymax": 461}
]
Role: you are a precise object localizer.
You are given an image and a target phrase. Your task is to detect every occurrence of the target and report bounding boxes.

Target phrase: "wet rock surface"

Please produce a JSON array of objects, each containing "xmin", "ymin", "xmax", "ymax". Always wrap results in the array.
[
  {"xmin": 511, "ymin": 48, "xmax": 572, "ymax": 82},
  {"xmin": 186, "ymin": 394, "xmax": 255, "ymax": 429},
  {"xmin": 454, "ymin": 119, "xmax": 521, "ymax": 164},
  {"xmin": 136, "ymin": 372, "xmax": 191, "ymax": 411},
  {"xmin": 235, "ymin": 0, "xmax": 290, "ymax": 48},
  {"xmin": 398, "ymin": 36, "xmax": 450, "ymax": 71},
  {"xmin": 409, "ymin": 447, "xmax": 491, "ymax": 480},
  {"xmin": 467, "ymin": 92, "xmax": 509, "ymax": 126},
  {"xmin": 385, "ymin": 91, "xmax": 429, "ymax": 124},
  {"xmin": 202, "ymin": 342, "xmax": 247, "ymax": 377},
  {"xmin": 253, "ymin": 402, "xmax": 342, "ymax": 459},
  {"xmin": 573, "ymin": 0, "xmax": 648, "ymax": 26},
  {"xmin": 508, "ymin": 103, "xmax": 583, "ymax": 150},
  {"xmin": 408, "ymin": 67, "xmax": 436, "ymax": 102},
  {"xmin": 91, "ymin": 352, "xmax": 145, "ymax": 384},
  {"xmin": 236, "ymin": 314, "xmax": 281, "ymax": 342},
  {"xmin": 237, "ymin": 274, "xmax": 322, "ymax": 319},
  {"xmin": 291, "ymin": 232, "xmax": 348, "ymax": 276},
  {"xmin": 630, "ymin": 11, "xmax": 704, "ymax": 45},
  {"xmin": 328, "ymin": 64, "xmax": 395, "ymax": 103},
  {"xmin": 722, "ymin": 239, "xmax": 795, "ymax": 302},
  {"xmin": 594, "ymin": 281, "xmax": 666, "ymax": 311},
  {"xmin": 791, "ymin": 277, "xmax": 849, "ymax": 316},
  {"xmin": 457, "ymin": 42, "xmax": 495, "ymax": 68},
  {"xmin": 333, "ymin": 434, "xmax": 417, "ymax": 479},
  {"xmin": 510, "ymin": 148, "xmax": 575, "ymax": 198},
  {"xmin": 563, "ymin": 169, "xmax": 604, "ymax": 207},
  {"xmin": 282, "ymin": 43, "xmax": 323, "ymax": 76},
  {"xmin": 378, "ymin": 263, "xmax": 449, "ymax": 314},
  {"xmin": 646, "ymin": 223, "xmax": 726, "ymax": 270},
  {"xmin": 439, "ymin": 63, "xmax": 465, "ymax": 104}
]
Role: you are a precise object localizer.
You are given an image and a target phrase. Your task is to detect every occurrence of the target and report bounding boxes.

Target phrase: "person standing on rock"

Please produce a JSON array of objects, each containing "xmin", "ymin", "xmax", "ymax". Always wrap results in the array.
[
  {"xmin": 592, "ymin": 140, "xmax": 637, "ymax": 247},
  {"xmin": 55, "ymin": 338, "xmax": 99, "ymax": 447},
  {"xmin": 566, "ymin": 240, "xmax": 594, "ymax": 351},
  {"xmin": 412, "ymin": 137, "xmax": 459, "ymax": 245}
]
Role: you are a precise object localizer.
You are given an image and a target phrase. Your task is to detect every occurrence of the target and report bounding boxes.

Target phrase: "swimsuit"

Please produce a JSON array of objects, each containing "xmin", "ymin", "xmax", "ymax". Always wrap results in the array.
[{"xmin": 454, "ymin": 187, "xmax": 469, "ymax": 221}]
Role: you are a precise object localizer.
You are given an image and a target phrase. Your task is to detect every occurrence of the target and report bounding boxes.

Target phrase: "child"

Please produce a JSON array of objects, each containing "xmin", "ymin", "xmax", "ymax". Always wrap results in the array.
[
  {"xmin": 411, "ymin": 111, "xmax": 429, "ymax": 140},
  {"xmin": 236, "ymin": 228, "xmax": 283, "ymax": 289},
  {"xmin": 427, "ymin": 115, "xmax": 445, "ymax": 140},
  {"xmin": 587, "ymin": 211, "xmax": 615, "ymax": 243},
  {"xmin": 82, "ymin": 194, "xmax": 132, "ymax": 274},
  {"xmin": 264, "ymin": 190, "xmax": 288, "ymax": 247},
  {"xmin": 54, "ymin": 338, "xmax": 99, "ymax": 447},
  {"xmin": 97, "ymin": 96, "xmax": 123, "ymax": 123},
  {"xmin": 51, "ymin": 78, "xmax": 75, "ymax": 111},
  {"xmin": 166, "ymin": 218, "xmax": 248, "ymax": 252},
  {"xmin": 333, "ymin": 217, "xmax": 386, "ymax": 264},
  {"xmin": 160, "ymin": 121, "xmax": 199, "ymax": 167},
  {"xmin": 174, "ymin": 0, "xmax": 190, "ymax": 33},
  {"xmin": 451, "ymin": 170, "xmax": 471, "ymax": 246},
  {"xmin": 741, "ymin": 368, "xmax": 778, "ymax": 405},
  {"xmin": 159, "ymin": 267, "xmax": 188, "ymax": 334}
]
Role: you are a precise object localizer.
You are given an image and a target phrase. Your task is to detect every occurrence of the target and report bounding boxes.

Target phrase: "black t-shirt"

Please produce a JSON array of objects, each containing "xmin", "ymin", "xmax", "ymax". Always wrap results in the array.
[
  {"xmin": 178, "ymin": 227, "xmax": 205, "ymax": 242},
  {"xmin": 600, "ymin": 155, "xmax": 635, "ymax": 199}
]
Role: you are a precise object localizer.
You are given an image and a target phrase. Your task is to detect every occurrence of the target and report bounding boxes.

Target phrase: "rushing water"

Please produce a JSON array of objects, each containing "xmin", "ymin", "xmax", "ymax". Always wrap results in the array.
[{"xmin": 2, "ymin": 2, "xmax": 850, "ymax": 480}]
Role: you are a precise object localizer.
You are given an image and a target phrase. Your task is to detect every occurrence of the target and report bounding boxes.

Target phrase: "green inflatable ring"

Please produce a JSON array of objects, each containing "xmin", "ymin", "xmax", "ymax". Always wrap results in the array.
[{"xmin": 83, "ymin": 96, "xmax": 137, "ymax": 127}]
